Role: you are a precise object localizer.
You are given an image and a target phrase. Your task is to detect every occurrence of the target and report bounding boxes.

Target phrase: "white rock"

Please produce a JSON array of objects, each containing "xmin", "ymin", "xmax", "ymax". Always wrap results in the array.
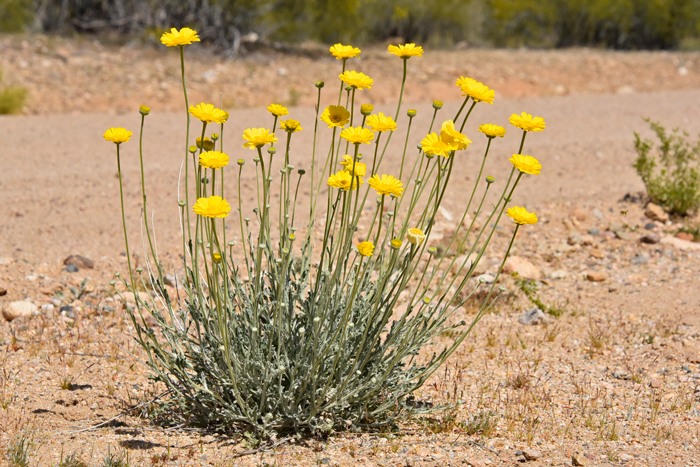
[
  {"xmin": 518, "ymin": 308, "xmax": 546, "ymax": 325},
  {"xmin": 2, "ymin": 301, "xmax": 39, "ymax": 321}
]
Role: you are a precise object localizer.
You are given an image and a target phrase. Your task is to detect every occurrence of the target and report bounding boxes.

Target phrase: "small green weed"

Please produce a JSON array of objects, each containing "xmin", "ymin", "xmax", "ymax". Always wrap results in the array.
[
  {"xmin": 102, "ymin": 448, "xmax": 128, "ymax": 467},
  {"xmin": 634, "ymin": 119, "xmax": 700, "ymax": 215},
  {"xmin": 59, "ymin": 452, "xmax": 88, "ymax": 467},
  {"xmin": 5, "ymin": 434, "xmax": 32, "ymax": 467},
  {"xmin": 0, "ymin": 68, "xmax": 27, "ymax": 115},
  {"xmin": 462, "ymin": 410, "xmax": 498, "ymax": 437},
  {"xmin": 514, "ymin": 275, "xmax": 564, "ymax": 316}
]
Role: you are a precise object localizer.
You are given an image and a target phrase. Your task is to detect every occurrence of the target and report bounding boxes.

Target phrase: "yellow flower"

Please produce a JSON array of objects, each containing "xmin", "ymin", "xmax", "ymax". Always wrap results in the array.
[
  {"xmin": 199, "ymin": 151, "xmax": 229, "ymax": 169},
  {"xmin": 420, "ymin": 133, "xmax": 453, "ymax": 158},
  {"xmin": 160, "ymin": 27, "xmax": 200, "ymax": 47},
  {"xmin": 103, "ymin": 127, "xmax": 132, "ymax": 144},
  {"xmin": 509, "ymin": 154, "xmax": 542, "ymax": 175},
  {"xmin": 366, "ymin": 113, "xmax": 397, "ymax": 132},
  {"xmin": 340, "ymin": 155, "xmax": 366, "ymax": 177},
  {"xmin": 360, "ymin": 104, "xmax": 374, "ymax": 116},
  {"xmin": 193, "ymin": 196, "xmax": 231, "ymax": 218},
  {"xmin": 455, "ymin": 76, "xmax": 477, "ymax": 89},
  {"xmin": 267, "ymin": 104, "xmax": 289, "ymax": 117},
  {"xmin": 368, "ymin": 174, "xmax": 404, "ymax": 197},
  {"xmin": 280, "ymin": 119, "xmax": 303, "ymax": 133},
  {"xmin": 387, "ymin": 43, "xmax": 424, "ymax": 58},
  {"xmin": 391, "ymin": 239, "xmax": 403, "ymax": 249},
  {"xmin": 407, "ymin": 228, "xmax": 426, "ymax": 245},
  {"xmin": 509, "ymin": 112, "xmax": 546, "ymax": 132},
  {"xmin": 189, "ymin": 103, "xmax": 228, "ymax": 124},
  {"xmin": 242, "ymin": 128, "xmax": 277, "ymax": 149},
  {"xmin": 340, "ymin": 126, "xmax": 374, "ymax": 144},
  {"xmin": 328, "ymin": 170, "xmax": 363, "ymax": 191},
  {"xmin": 321, "ymin": 105, "xmax": 351, "ymax": 128},
  {"xmin": 440, "ymin": 120, "xmax": 472, "ymax": 151},
  {"xmin": 478, "ymin": 124, "xmax": 506, "ymax": 138},
  {"xmin": 196, "ymin": 137, "xmax": 215, "ymax": 151},
  {"xmin": 507, "ymin": 206, "xmax": 538, "ymax": 225},
  {"xmin": 330, "ymin": 43, "xmax": 361, "ymax": 60},
  {"xmin": 339, "ymin": 70, "xmax": 373, "ymax": 90},
  {"xmin": 357, "ymin": 241, "xmax": 375, "ymax": 257},
  {"xmin": 460, "ymin": 80, "xmax": 495, "ymax": 104}
]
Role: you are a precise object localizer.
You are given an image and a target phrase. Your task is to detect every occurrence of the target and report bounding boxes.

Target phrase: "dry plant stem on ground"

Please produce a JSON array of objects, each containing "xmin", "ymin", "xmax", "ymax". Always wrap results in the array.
[{"xmin": 102, "ymin": 30, "xmax": 547, "ymax": 433}]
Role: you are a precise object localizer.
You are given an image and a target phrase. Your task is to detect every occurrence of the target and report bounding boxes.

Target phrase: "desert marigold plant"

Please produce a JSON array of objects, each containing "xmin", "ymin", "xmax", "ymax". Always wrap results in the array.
[{"xmin": 105, "ymin": 29, "xmax": 546, "ymax": 434}]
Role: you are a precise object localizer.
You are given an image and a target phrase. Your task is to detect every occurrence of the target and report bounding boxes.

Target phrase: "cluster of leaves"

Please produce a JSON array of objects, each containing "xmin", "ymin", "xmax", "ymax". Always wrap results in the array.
[
  {"xmin": 514, "ymin": 274, "xmax": 564, "ymax": 316},
  {"xmin": 634, "ymin": 119, "xmax": 700, "ymax": 215},
  {"xmin": 129, "ymin": 236, "xmax": 472, "ymax": 433},
  {"xmin": 484, "ymin": 0, "xmax": 700, "ymax": 49}
]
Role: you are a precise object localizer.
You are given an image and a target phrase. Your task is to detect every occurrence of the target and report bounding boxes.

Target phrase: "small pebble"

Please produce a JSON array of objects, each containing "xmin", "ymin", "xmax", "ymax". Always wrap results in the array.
[
  {"xmin": 587, "ymin": 271, "xmax": 609, "ymax": 282},
  {"xmin": 644, "ymin": 222, "xmax": 656, "ymax": 230},
  {"xmin": 518, "ymin": 308, "xmax": 546, "ymax": 325},
  {"xmin": 65, "ymin": 264, "xmax": 79, "ymax": 273},
  {"xmin": 631, "ymin": 254, "xmax": 648, "ymax": 265},
  {"xmin": 587, "ymin": 227, "xmax": 599, "ymax": 236},
  {"xmin": 640, "ymin": 233, "xmax": 660, "ymax": 244}
]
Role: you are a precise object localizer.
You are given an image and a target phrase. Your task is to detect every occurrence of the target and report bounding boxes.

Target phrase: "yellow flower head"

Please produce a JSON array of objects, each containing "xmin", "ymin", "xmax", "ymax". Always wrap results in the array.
[
  {"xmin": 340, "ymin": 155, "xmax": 367, "ymax": 177},
  {"xmin": 103, "ymin": 127, "xmax": 132, "ymax": 144},
  {"xmin": 388, "ymin": 43, "xmax": 424, "ymax": 58},
  {"xmin": 242, "ymin": 128, "xmax": 277, "ymax": 149},
  {"xmin": 478, "ymin": 124, "xmax": 506, "ymax": 138},
  {"xmin": 368, "ymin": 174, "xmax": 404, "ymax": 197},
  {"xmin": 455, "ymin": 76, "xmax": 477, "ymax": 89},
  {"xmin": 509, "ymin": 154, "xmax": 542, "ymax": 175},
  {"xmin": 330, "ymin": 43, "xmax": 361, "ymax": 60},
  {"xmin": 440, "ymin": 120, "xmax": 472, "ymax": 151},
  {"xmin": 391, "ymin": 239, "xmax": 403, "ymax": 249},
  {"xmin": 193, "ymin": 195, "xmax": 231, "ymax": 218},
  {"xmin": 460, "ymin": 80, "xmax": 495, "ymax": 104},
  {"xmin": 339, "ymin": 70, "xmax": 373, "ymax": 90},
  {"xmin": 280, "ymin": 119, "xmax": 303, "ymax": 133},
  {"xmin": 340, "ymin": 126, "xmax": 374, "ymax": 144},
  {"xmin": 196, "ymin": 136, "xmax": 215, "ymax": 151},
  {"xmin": 507, "ymin": 206, "xmax": 538, "ymax": 225},
  {"xmin": 328, "ymin": 170, "xmax": 363, "ymax": 191},
  {"xmin": 189, "ymin": 103, "xmax": 228, "ymax": 124},
  {"xmin": 321, "ymin": 105, "xmax": 351, "ymax": 128},
  {"xmin": 420, "ymin": 133, "xmax": 453, "ymax": 158},
  {"xmin": 360, "ymin": 104, "xmax": 374, "ymax": 116},
  {"xmin": 407, "ymin": 228, "xmax": 426, "ymax": 245},
  {"xmin": 357, "ymin": 241, "xmax": 375, "ymax": 257},
  {"xmin": 199, "ymin": 151, "xmax": 229, "ymax": 169},
  {"xmin": 366, "ymin": 112, "xmax": 397, "ymax": 132},
  {"xmin": 160, "ymin": 27, "xmax": 200, "ymax": 47},
  {"xmin": 509, "ymin": 112, "xmax": 546, "ymax": 132},
  {"xmin": 267, "ymin": 104, "xmax": 289, "ymax": 117}
]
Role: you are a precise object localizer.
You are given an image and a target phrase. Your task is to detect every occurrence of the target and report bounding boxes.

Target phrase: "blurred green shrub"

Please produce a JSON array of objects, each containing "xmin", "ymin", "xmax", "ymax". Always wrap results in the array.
[
  {"xmin": 0, "ymin": 0, "xmax": 32, "ymax": 32},
  {"xmin": 0, "ymin": 68, "xmax": 28, "ymax": 114},
  {"xmin": 0, "ymin": 0, "xmax": 477, "ymax": 49},
  {"xmin": 634, "ymin": 119, "xmax": 700, "ymax": 215},
  {"xmin": 485, "ymin": 0, "xmax": 700, "ymax": 49}
]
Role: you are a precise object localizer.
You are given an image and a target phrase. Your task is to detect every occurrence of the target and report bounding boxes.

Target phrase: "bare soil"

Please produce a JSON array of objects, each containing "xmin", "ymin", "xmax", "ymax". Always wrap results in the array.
[{"xmin": 1, "ymin": 36, "xmax": 700, "ymax": 466}]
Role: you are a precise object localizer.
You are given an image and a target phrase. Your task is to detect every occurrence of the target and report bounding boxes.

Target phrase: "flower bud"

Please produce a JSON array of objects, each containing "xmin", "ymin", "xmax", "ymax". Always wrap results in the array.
[
  {"xmin": 486, "ymin": 176, "xmax": 495, "ymax": 184},
  {"xmin": 499, "ymin": 285, "xmax": 506, "ymax": 292},
  {"xmin": 297, "ymin": 169, "xmax": 306, "ymax": 175},
  {"xmin": 253, "ymin": 157, "xmax": 260, "ymax": 163},
  {"xmin": 268, "ymin": 148, "xmax": 276, "ymax": 155},
  {"xmin": 428, "ymin": 247, "xmax": 437, "ymax": 255},
  {"xmin": 178, "ymin": 200, "xmax": 186, "ymax": 207},
  {"xmin": 135, "ymin": 267, "xmax": 143, "ymax": 273},
  {"xmin": 196, "ymin": 137, "xmax": 215, "ymax": 150},
  {"xmin": 344, "ymin": 85, "xmax": 352, "ymax": 92},
  {"xmin": 390, "ymin": 239, "xmax": 402, "ymax": 249},
  {"xmin": 315, "ymin": 81, "xmax": 325, "ymax": 88},
  {"xmin": 212, "ymin": 253, "xmax": 222, "ymax": 263},
  {"xmin": 189, "ymin": 145, "xmax": 198, "ymax": 154},
  {"xmin": 211, "ymin": 133, "xmax": 219, "ymax": 141},
  {"xmin": 114, "ymin": 272, "xmax": 121, "ymax": 277},
  {"xmin": 139, "ymin": 105, "xmax": 150, "ymax": 116},
  {"xmin": 360, "ymin": 104, "xmax": 374, "ymax": 116},
  {"xmin": 432, "ymin": 100, "xmax": 443, "ymax": 109},
  {"xmin": 237, "ymin": 159, "xmax": 245, "ymax": 166},
  {"xmin": 109, "ymin": 280, "xmax": 116, "ymax": 286},
  {"xmin": 407, "ymin": 228, "xmax": 426, "ymax": 245},
  {"xmin": 228, "ymin": 241, "xmax": 235, "ymax": 246},
  {"xmin": 407, "ymin": 109, "xmax": 417, "ymax": 117}
]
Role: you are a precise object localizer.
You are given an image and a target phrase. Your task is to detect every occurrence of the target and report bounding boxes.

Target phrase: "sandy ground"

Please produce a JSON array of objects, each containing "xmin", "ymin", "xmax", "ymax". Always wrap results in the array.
[{"xmin": 1, "ymin": 40, "xmax": 700, "ymax": 466}]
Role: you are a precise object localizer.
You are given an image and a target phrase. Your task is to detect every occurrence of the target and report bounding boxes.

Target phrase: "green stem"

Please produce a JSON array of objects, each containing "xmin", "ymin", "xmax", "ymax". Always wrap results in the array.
[{"xmin": 116, "ymin": 145, "xmax": 135, "ymax": 289}]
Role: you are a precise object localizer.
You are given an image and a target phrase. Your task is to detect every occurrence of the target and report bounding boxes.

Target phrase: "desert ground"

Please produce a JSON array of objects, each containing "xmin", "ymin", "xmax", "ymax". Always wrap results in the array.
[{"xmin": 1, "ymin": 35, "xmax": 700, "ymax": 466}]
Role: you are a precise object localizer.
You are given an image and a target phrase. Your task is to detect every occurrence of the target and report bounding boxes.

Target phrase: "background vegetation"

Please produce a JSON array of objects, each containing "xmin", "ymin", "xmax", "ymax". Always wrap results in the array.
[{"xmin": 2, "ymin": 0, "xmax": 700, "ymax": 51}]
